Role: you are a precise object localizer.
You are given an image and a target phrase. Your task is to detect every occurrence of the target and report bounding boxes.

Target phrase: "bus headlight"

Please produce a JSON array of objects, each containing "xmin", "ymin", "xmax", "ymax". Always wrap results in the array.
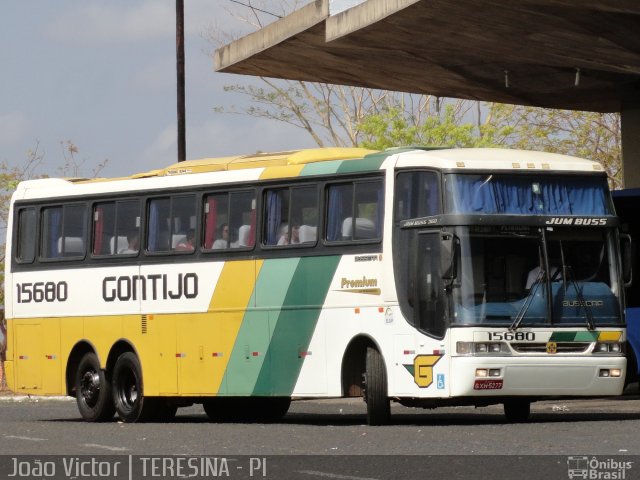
[
  {"xmin": 456, "ymin": 342, "xmax": 508, "ymax": 355},
  {"xmin": 593, "ymin": 342, "xmax": 624, "ymax": 354}
]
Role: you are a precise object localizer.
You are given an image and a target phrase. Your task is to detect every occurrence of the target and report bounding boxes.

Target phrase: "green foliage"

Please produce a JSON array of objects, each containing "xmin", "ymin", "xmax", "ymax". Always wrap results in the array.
[
  {"xmin": 486, "ymin": 104, "xmax": 621, "ymax": 188},
  {"xmin": 358, "ymin": 104, "xmax": 501, "ymax": 150}
]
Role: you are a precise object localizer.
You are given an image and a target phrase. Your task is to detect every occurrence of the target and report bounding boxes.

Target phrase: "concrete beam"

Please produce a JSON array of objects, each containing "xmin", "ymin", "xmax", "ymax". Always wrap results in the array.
[
  {"xmin": 215, "ymin": 0, "xmax": 328, "ymax": 72},
  {"xmin": 326, "ymin": 0, "xmax": 419, "ymax": 42}
]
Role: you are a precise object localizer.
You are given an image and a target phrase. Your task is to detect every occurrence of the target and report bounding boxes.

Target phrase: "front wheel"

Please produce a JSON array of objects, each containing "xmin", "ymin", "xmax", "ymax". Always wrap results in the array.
[
  {"xmin": 112, "ymin": 352, "xmax": 154, "ymax": 423},
  {"xmin": 503, "ymin": 399, "xmax": 531, "ymax": 422},
  {"xmin": 364, "ymin": 346, "xmax": 390, "ymax": 425},
  {"xmin": 75, "ymin": 352, "xmax": 115, "ymax": 422}
]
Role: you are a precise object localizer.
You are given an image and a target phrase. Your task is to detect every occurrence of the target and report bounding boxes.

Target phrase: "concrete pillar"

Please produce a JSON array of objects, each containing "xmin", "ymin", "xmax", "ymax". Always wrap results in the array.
[{"xmin": 621, "ymin": 92, "xmax": 640, "ymax": 189}]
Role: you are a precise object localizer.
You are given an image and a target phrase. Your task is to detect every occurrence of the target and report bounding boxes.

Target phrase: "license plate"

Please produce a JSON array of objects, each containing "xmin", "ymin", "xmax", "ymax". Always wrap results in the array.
[{"xmin": 474, "ymin": 379, "xmax": 503, "ymax": 390}]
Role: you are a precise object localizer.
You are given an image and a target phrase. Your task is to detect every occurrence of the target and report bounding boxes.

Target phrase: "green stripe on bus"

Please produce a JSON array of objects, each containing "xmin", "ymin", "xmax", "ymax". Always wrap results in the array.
[
  {"xmin": 252, "ymin": 255, "xmax": 341, "ymax": 396},
  {"xmin": 549, "ymin": 331, "xmax": 599, "ymax": 342},
  {"xmin": 299, "ymin": 160, "xmax": 345, "ymax": 177},
  {"xmin": 222, "ymin": 258, "xmax": 300, "ymax": 396},
  {"xmin": 335, "ymin": 157, "xmax": 385, "ymax": 174}
]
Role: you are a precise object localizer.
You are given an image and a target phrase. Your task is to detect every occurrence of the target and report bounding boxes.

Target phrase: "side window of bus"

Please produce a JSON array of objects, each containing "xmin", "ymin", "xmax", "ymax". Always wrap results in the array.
[
  {"xmin": 41, "ymin": 204, "xmax": 87, "ymax": 259},
  {"xmin": 204, "ymin": 190, "xmax": 256, "ymax": 250},
  {"xmin": 92, "ymin": 200, "xmax": 141, "ymax": 256},
  {"xmin": 395, "ymin": 171, "xmax": 440, "ymax": 221},
  {"xmin": 326, "ymin": 179, "xmax": 383, "ymax": 242},
  {"xmin": 16, "ymin": 208, "xmax": 37, "ymax": 263},
  {"xmin": 263, "ymin": 185, "xmax": 318, "ymax": 247},
  {"xmin": 147, "ymin": 195, "xmax": 196, "ymax": 253}
]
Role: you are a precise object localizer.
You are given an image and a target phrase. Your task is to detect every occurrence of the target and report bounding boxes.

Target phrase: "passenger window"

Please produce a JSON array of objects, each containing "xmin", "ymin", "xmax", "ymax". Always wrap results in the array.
[
  {"xmin": 326, "ymin": 180, "xmax": 383, "ymax": 242},
  {"xmin": 203, "ymin": 190, "xmax": 256, "ymax": 250},
  {"xmin": 263, "ymin": 185, "xmax": 317, "ymax": 247},
  {"xmin": 16, "ymin": 208, "xmax": 37, "ymax": 263},
  {"xmin": 147, "ymin": 195, "xmax": 196, "ymax": 253},
  {"xmin": 41, "ymin": 204, "xmax": 87, "ymax": 259},
  {"xmin": 395, "ymin": 171, "xmax": 440, "ymax": 221},
  {"xmin": 93, "ymin": 200, "xmax": 141, "ymax": 255}
]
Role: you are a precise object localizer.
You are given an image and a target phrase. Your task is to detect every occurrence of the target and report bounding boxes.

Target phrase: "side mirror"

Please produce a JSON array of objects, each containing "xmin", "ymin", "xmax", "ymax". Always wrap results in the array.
[
  {"xmin": 621, "ymin": 233, "xmax": 633, "ymax": 287},
  {"xmin": 441, "ymin": 232, "xmax": 458, "ymax": 281}
]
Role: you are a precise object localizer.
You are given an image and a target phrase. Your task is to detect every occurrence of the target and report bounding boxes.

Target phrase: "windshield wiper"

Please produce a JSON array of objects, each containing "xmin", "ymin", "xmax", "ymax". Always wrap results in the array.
[{"xmin": 510, "ymin": 269, "xmax": 544, "ymax": 331}]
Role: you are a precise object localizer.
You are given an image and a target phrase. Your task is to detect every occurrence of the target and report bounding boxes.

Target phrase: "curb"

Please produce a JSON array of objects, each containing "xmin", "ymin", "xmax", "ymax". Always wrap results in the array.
[{"xmin": 0, "ymin": 394, "xmax": 73, "ymax": 402}]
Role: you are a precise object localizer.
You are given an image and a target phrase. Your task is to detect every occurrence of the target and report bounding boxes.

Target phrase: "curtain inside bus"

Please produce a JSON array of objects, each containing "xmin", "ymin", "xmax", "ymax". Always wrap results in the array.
[
  {"xmin": 204, "ymin": 197, "xmax": 217, "ymax": 249},
  {"xmin": 445, "ymin": 174, "xmax": 612, "ymax": 215},
  {"xmin": 265, "ymin": 191, "xmax": 282, "ymax": 245}
]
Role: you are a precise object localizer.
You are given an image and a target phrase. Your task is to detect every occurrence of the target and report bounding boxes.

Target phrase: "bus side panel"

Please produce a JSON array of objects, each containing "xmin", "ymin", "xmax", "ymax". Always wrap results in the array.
[
  {"xmin": 14, "ymin": 323, "xmax": 42, "ymax": 393},
  {"xmin": 6, "ymin": 318, "xmax": 63, "ymax": 395},
  {"xmin": 203, "ymin": 260, "xmax": 261, "ymax": 396},
  {"xmin": 224, "ymin": 310, "xmax": 270, "ymax": 395},
  {"xmin": 262, "ymin": 256, "xmax": 340, "ymax": 396},
  {"xmin": 145, "ymin": 314, "xmax": 178, "ymax": 395},
  {"xmin": 41, "ymin": 318, "xmax": 62, "ymax": 394},
  {"xmin": 224, "ymin": 258, "xmax": 301, "ymax": 396},
  {"xmin": 177, "ymin": 313, "xmax": 221, "ymax": 395},
  {"xmin": 137, "ymin": 261, "xmax": 223, "ymax": 396}
]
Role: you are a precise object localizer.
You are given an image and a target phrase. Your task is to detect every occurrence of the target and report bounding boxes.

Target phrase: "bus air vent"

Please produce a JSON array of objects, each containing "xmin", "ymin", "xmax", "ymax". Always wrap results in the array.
[
  {"xmin": 511, "ymin": 342, "xmax": 590, "ymax": 353},
  {"xmin": 141, "ymin": 315, "xmax": 148, "ymax": 334}
]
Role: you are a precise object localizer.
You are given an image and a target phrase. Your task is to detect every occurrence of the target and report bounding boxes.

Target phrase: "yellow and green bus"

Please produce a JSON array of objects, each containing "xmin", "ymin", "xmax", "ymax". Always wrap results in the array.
[{"xmin": 4, "ymin": 147, "xmax": 628, "ymax": 424}]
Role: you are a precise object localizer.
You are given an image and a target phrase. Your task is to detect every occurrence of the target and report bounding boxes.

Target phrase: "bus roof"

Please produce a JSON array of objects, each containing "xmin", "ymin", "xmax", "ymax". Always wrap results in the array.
[
  {"xmin": 395, "ymin": 148, "xmax": 605, "ymax": 173},
  {"xmin": 12, "ymin": 147, "xmax": 605, "ymax": 201}
]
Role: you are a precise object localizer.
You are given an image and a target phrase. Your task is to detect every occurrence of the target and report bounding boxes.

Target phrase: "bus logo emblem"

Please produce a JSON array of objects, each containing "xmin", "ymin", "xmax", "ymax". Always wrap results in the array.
[
  {"xmin": 547, "ymin": 342, "xmax": 558, "ymax": 354},
  {"xmin": 403, "ymin": 355, "xmax": 442, "ymax": 388}
]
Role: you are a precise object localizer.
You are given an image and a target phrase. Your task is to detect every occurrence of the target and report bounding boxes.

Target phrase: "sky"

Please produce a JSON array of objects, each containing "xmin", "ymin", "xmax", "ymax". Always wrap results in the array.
[{"xmin": 1, "ymin": 1, "xmax": 316, "ymax": 179}]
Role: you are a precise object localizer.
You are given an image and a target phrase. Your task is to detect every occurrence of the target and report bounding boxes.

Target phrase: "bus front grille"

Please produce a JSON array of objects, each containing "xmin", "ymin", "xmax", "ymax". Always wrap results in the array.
[{"xmin": 510, "ymin": 342, "xmax": 591, "ymax": 353}]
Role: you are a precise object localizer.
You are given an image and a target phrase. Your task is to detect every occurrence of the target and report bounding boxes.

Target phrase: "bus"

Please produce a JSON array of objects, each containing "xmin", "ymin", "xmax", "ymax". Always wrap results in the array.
[
  {"xmin": 612, "ymin": 189, "xmax": 640, "ymax": 385},
  {"xmin": 3, "ymin": 147, "xmax": 629, "ymax": 425}
]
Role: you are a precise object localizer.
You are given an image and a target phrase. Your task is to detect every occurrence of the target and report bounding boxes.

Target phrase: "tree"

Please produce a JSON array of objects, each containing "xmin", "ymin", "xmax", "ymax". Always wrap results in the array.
[{"xmin": 485, "ymin": 104, "xmax": 622, "ymax": 188}]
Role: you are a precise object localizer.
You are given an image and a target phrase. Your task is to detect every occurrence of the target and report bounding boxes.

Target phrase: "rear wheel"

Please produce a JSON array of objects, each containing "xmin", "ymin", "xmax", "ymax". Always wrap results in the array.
[
  {"xmin": 364, "ymin": 346, "xmax": 390, "ymax": 425},
  {"xmin": 112, "ymin": 352, "xmax": 154, "ymax": 423},
  {"xmin": 503, "ymin": 399, "xmax": 531, "ymax": 422},
  {"xmin": 75, "ymin": 352, "xmax": 115, "ymax": 422}
]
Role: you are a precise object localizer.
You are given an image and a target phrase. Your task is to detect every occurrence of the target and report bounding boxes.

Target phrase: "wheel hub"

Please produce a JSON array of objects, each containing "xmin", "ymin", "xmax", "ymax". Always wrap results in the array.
[{"xmin": 81, "ymin": 371, "xmax": 100, "ymax": 403}]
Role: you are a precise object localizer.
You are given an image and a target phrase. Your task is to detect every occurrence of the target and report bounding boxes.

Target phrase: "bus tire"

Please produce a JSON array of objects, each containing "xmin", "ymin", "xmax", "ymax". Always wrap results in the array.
[
  {"xmin": 503, "ymin": 399, "xmax": 531, "ymax": 422},
  {"xmin": 364, "ymin": 346, "xmax": 390, "ymax": 425},
  {"xmin": 112, "ymin": 352, "xmax": 153, "ymax": 423},
  {"xmin": 75, "ymin": 352, "xmax": 115, "ymax": 422}
]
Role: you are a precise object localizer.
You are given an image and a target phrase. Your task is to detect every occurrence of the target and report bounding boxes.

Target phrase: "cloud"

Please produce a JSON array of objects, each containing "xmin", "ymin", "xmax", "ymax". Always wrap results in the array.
[
  {"xmin": 45, "ymin": 1, "xmax": 230, "ymax": 44},
  {"xmin": 0, "ymin": 113, "xmax": 28, "ymax": 147},
  {"xmin": 46, "ymin": 2, "xmax": 175, "ymax": 43},
  {"xmin": 137, "ymin": 117, "xmax": 315, "ymax": 173},
  {"xmin": 139, "ymin": 125, "xmax": 177, "ymax": 172}
]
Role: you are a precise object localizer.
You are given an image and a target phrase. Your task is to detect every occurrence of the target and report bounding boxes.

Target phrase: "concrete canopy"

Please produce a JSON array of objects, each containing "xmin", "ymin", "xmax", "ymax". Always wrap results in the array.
[{"xmin": 215, "ymin": 0, "xmax": 640, "ymax": 113}]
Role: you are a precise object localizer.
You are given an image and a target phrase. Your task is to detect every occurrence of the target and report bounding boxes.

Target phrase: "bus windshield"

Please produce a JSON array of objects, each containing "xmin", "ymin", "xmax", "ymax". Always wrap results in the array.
[
  {"xmin": 444, "ymin": 173, "xmax": 613, "ymax": 215},
  {"xmin": 451, "ymin": 226, "xmax": 622, "ymax": 327}
]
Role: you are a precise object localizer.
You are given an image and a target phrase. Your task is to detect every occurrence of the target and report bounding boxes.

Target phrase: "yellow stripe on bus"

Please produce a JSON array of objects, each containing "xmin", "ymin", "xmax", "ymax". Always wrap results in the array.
[
  {"xmin": 207, "ymin": 260, "xmax": 263, "ymax": 393},
  {"xmin": 598, "ymin": 331, "xmax": 622, "ymax": 342},
  {"xmin": 259, "ymin": 165, "xmax": 305, "ymax": 180}
]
